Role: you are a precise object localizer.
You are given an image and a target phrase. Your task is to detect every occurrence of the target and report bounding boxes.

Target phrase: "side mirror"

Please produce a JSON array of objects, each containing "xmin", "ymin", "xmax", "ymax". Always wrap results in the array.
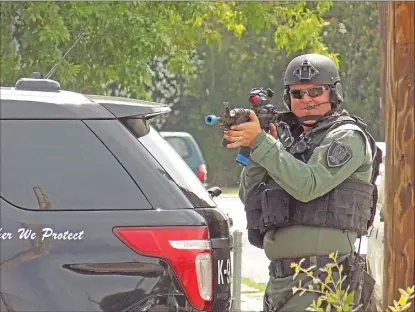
[{"xmin": 207, "ymin": 186, "xmax": 222, "ymax": 198}]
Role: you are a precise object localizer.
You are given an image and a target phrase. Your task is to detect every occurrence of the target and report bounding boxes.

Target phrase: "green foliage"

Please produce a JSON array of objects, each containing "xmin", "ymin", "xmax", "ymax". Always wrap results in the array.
[
  {"xmin": 389, "ymin": 287, "xmax": 415, "ymax": 312},
  {"xmin": 0, "ymin": 1, "xmax": 334, "ymax": 97},
  {"xmin": 320, "ymin": 2, "xmax": 381, "ymax": 139},
  {"xmin": 161, "ymin": 2, "xmax": 335, "ymax": 186},
  {"xmin": 162, "ymin": 2, "xmax": 382, "ymax": 187},
  {"xmin": 2, "ymin": 2, "xmax": 382, "ymax": 187},
  {"xmin": 291, "ymin": 251, "xmax": 361, "ymax": 312},
  {"xmin": 291, "ymin": 252, "xmax": 415, "ymax": 312},
  {"xmin": 0, "ymin": 2, "xmax": 239, "ymax": 94},
  {"xmin": 241, "ymin": 277, "xmax": 267, "ymax": 293},
  {"xmin": 2, "ymin": 3, "xmax": 183, "ymax": 93}
]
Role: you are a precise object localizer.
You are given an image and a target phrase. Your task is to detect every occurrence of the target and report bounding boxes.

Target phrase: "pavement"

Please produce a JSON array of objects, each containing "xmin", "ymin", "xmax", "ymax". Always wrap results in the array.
[
  {"xmin": 215, "ymin": 194, "xmax": 268, "ymax": 311},
  {"xmin": 240, "ymin": 284, "xmax": 264, "ymax": 312},
  {"xmin": 214, "ymin": 194, "xmax": 270, "ymax": 284}
]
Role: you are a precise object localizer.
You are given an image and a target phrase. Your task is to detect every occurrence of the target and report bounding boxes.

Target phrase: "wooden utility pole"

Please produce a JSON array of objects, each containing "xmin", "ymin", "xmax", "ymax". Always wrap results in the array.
[{"xmin": 383, "ymin": 2, "xmax": 415, "ymax": 312}]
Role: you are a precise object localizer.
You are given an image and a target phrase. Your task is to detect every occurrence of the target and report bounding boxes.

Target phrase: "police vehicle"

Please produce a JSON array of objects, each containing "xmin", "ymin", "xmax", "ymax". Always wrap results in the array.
[{"xmin": 0, "ymin": 74, "xmax": 232, "ymax": 312}]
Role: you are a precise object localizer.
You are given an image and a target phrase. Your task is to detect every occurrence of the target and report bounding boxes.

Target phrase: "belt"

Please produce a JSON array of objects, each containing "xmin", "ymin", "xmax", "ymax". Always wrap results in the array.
[{"xmin": 269, "ymin": 254, "xmax": 349, "ymax": 279}]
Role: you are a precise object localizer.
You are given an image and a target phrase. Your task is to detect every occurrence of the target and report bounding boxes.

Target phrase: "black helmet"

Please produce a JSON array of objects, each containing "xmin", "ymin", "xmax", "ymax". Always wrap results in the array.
[{"xmin": 282, "ymin": 53, "xmax": 344, "ymax": 113}]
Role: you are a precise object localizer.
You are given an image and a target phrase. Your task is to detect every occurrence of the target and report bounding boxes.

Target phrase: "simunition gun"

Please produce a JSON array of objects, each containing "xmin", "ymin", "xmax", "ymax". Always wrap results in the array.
[{"xmin": 205, "ymin": 87, "xmax": 278, "ymax": 166}]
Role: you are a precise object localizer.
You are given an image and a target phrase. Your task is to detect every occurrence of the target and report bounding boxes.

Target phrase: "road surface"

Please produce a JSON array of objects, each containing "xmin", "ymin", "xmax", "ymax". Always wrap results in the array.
[{"xmin": 215, "ymin": 194, "xmax": 270, "ymax": 284}]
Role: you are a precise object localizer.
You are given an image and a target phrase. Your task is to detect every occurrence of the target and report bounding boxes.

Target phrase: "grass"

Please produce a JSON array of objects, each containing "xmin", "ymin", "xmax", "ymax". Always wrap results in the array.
[
  {"xmin": 221, "ymin": 187, "xmax": 239, "ymax": 194},
  {"xmin": 241, "ymin": 277, "xmax": 267, "ymax": 293}
]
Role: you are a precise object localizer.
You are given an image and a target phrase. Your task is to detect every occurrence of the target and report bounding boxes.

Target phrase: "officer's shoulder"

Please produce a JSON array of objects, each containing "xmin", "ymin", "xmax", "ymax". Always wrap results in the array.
[
  {"xmin": 322, "ymin": 123, "xmax": 372, "ymax": 165},
  {"xmin": 325, "ymin": 123, "xmax": 368, "ymax": 145},
  {"xmin": 317, "ymin": 125, "xmax": 367, "ymax": 168}
]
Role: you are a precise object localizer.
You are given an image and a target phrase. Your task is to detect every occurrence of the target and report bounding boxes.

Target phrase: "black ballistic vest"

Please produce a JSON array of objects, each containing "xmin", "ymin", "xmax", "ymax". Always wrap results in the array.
[{"xmin": 244, "ymin": 114, "xmax": 382, "ymax": 249}]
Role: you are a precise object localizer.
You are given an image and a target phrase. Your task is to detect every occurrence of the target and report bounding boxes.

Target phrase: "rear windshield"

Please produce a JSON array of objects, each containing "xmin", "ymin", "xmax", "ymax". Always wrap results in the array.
[
  {"xmin": 0, "ymin": 120, "xmax": 152, "ymax": 211},
  {"xmin": 1, "ymin": 117, "xmax": 216, "ymax": 210},
  {"xmin": 123, "ymin": 118, "xmax": 216, "ymax": 208}
]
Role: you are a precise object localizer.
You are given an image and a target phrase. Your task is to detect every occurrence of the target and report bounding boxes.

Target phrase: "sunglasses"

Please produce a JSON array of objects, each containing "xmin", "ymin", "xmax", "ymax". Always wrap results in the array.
[{"xmin": 289, "ymin": 86, "xmax": 329, "ymax": 99}]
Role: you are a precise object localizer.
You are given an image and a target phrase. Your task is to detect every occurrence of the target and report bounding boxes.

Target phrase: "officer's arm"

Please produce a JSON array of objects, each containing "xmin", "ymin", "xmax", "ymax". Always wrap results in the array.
[
  {"xmin": 238, "ymin": 158, "xmax": 267, "ymax": 203},
  {"xmin": 249, "ymin": 129, "xmax": 367, "ymax": 202}
]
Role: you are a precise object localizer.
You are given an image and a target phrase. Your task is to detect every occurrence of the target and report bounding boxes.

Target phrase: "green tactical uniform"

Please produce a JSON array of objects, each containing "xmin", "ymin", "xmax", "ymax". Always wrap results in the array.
[
  {"xmin": 238, "ymin": 54, "xmax": 380, "ymax": 311},
  {"xmin": 239, "ymin": 123, "xmax": 373, "ymax": 311}
]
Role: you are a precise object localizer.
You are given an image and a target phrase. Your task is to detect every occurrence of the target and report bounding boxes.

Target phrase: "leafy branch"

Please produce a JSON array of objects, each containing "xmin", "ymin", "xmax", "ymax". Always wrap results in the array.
[
  {"xmin": 291, "ymin": 251, "xmax": 360, "ymax": 312},
  {"xmin": 291, "ymin": 251, "xmax": 415, "ymax": 312}
]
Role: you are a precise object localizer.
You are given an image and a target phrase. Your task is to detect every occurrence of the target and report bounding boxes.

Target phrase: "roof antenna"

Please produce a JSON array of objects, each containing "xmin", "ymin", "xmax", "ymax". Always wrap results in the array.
[{"xmin": 44, "ymin": 32, "xmax": 84, "ymax": 79}]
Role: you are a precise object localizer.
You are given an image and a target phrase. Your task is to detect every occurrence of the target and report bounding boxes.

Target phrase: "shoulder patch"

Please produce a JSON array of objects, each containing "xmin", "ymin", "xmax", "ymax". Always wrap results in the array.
[{"xmin": 326, "ymin": 140, "xmax": 352, "ymax": 167}]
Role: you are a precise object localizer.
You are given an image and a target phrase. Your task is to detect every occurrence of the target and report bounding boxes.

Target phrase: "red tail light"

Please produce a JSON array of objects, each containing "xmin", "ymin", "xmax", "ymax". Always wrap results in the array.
[
  {"xmin": 113, "ymin": 226, "xmax": 213, "ymax": 311},
  {"xmin": 197, "ymin": 164, "xmax": 207, "ymax": 182}
]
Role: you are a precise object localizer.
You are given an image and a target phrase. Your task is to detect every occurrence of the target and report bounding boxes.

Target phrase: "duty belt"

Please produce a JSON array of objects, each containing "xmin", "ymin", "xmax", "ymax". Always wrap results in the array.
[{"xmin": 269, "ymin": 254, "xmax": 349, "ymax": 279}]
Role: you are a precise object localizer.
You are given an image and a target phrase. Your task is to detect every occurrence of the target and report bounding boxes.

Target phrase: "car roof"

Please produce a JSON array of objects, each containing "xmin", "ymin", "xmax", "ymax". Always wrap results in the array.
[
  {"xmin": 1, "ymin": 86, "xmax": 93, "ymax": 104},
  {"xmin": 0, "ymin": 86, "xmax": 113, "ymax": 119},
  {"xmin": 0, "ymin": 78, "xmax": 170, "ymax": 120}
]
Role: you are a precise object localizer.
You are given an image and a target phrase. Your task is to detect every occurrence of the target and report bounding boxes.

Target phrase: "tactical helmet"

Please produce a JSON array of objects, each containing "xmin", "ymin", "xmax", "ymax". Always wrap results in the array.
[{"xmin": 282, "ymin": 54, "xmax": 344, "ymax": 113}]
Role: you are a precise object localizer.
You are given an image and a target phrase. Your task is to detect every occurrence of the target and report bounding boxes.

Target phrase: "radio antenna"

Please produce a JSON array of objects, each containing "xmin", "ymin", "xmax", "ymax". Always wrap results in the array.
[{"xmin": 45, "ymin": 32, "xmax": 84, "ymax": 79}]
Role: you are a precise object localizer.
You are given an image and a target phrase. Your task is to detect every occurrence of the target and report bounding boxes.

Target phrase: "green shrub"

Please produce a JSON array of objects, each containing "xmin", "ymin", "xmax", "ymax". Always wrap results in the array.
[{"xmin": 290, "ymin": 251, "xmax": 414, "ymax": 312}]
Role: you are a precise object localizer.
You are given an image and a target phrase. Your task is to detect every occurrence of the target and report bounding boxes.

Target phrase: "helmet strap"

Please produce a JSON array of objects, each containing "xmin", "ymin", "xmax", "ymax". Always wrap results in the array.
[
  {"xmin": 296, "ymin": 110, "xmax": 335, "ymax": 127},
  {"xmin": 297, "ymin": 115, "xmax": 324, "ymax": 127}
]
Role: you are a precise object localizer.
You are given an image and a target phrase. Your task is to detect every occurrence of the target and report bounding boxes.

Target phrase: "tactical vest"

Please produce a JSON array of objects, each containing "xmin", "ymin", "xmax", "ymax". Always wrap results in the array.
[{"xmin": 244, "ymin": 113, "xmax": 382, "ymax": 249}]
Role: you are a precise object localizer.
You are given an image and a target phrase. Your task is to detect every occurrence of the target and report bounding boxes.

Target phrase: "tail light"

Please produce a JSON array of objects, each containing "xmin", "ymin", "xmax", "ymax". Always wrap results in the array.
[
  {"xmin": 113, "ymin": 226, "xmax": 213, "ymax": 311},
  {"xmin": 197, "ymin": 164, "xmax": 207, "ymax": 182}
]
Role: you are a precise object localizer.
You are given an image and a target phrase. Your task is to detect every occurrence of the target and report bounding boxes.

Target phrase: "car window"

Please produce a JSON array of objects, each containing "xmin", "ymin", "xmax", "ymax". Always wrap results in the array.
[
  {"xmin": 164, "ymin": 137, "xmax": 191, "ymax": 159},
  {"xmin": 85, "ymin": 119, "xmax": 197, "ymax": 209},
  {"xmin": 122, "ymin": 119, "xmax": 216, "ymax": 208},
  {"xmin": 0, "ymin": 120, "xmax": 152, "ymax": 211}
]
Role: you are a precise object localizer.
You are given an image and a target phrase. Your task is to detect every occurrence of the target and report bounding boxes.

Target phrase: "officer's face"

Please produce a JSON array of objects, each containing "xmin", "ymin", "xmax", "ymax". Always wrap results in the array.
[{"xmin": 289, "ymin": 83, "xmax": 331, "ymax": 125}]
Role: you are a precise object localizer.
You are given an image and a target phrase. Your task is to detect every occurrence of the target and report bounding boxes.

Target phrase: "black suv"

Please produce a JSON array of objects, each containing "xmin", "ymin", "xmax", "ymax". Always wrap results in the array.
[{"xmin": 0, "ymin": 76, "xmax": 232, "ymax": 312}]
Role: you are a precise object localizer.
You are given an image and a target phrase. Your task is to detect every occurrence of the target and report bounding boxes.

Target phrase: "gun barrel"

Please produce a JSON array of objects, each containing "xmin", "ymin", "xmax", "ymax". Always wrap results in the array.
[{"xmin": 205, "ymin": 114, "xmax": 220, "ymax": 125}]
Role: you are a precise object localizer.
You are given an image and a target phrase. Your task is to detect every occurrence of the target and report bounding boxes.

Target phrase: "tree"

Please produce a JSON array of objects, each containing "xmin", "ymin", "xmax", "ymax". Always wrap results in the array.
[
  {"xmin": 161, "ymin": 2, "xmax": 382, "ymax": 187},
  {"xmin": 160, "ymin": 2, "xmax": 337, "ymax": 186},
  {"xmin": 1, "ymin": 1, "xmax": 338, "ymax": 187},
  {"xmin": 1, "ymin": 2, "xmax": 229, "ymax": 94},
  {"xmin": 320, "ymin": 2, "xmax": 381, "ymax": 139},
  {"xmin": 1, "ymin": 2, "xmax": 334, "ymax": 92}
]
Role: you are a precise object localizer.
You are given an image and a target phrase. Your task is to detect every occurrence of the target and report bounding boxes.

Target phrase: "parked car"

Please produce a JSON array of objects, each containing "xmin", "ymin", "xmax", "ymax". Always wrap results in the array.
[
  {"xmin": 0, "ymin": 75, "xmax": 232, "ymax": 312},
  {"xmin": 160, "ymin": 131, "xmax": 208, "ymax": 186},
  {"xmin": 366, "ymin": 141, "xmax": 386, "ymax": 311}
]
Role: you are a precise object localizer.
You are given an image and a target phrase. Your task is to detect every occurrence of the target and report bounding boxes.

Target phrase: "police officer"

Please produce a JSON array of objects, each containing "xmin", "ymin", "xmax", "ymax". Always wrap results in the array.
[{"xmin": 223, "ymin": 54, "xmax": 380, "ymax": 311}]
